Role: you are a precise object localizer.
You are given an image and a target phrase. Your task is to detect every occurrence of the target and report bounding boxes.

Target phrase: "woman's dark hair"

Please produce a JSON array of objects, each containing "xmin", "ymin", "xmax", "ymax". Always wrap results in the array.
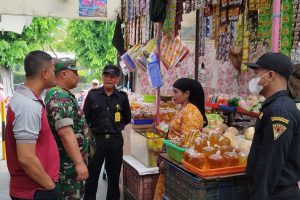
[{"xmin": 173, "ymin": 78, "xmax": 208, "ymax": 127}]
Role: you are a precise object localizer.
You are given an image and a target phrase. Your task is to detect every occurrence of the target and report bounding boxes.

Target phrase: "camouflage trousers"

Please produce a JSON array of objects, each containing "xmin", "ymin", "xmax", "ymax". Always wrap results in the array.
[{"xmin": 57, "ymin": 172, "xmax": 85, "ymax": 200}]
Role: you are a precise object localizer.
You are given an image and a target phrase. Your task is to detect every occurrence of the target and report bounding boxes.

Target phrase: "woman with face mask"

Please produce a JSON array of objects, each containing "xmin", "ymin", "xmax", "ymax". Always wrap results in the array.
[
  {"xmin": 245, "ymin": 52, "xmax": 300, "ymax": 200},
  {"xmin": 154, "ymin": 78, "xmax": 207, "ymax": 200}
]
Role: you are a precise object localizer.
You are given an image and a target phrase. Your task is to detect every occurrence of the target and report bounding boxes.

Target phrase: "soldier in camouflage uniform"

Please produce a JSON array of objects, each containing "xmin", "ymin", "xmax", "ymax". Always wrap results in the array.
[{"xmin": 45, "ymin": 58, "xmax": 90, "ymax": 200}]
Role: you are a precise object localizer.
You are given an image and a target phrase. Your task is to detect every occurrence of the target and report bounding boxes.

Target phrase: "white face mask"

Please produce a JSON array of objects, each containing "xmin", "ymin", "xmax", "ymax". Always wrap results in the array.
[{"xmin": 248, "ymin": 72, "xmax": 270, "ymax": 96}]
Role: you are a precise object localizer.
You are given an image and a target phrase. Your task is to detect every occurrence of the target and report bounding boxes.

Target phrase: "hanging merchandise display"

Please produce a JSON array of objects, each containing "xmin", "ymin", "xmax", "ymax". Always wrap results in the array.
[
  {"xmin": 292, "ymin": 0, "xmax": 300, "ymax": 48},
  {"xmin": 120, "ymin": 60, "xmax": 130, "ymax": 76},
  {"xmin": 248, "ymin": 11, "xmax": 258, "ymax": 61},
  {"xmin": 121, "ymin": 40, "xmax": 157, "ymax": 72},
  {"xmin": 123, "ymin": 0, "xmax": 153, "ymax": 47},
  {"xmin": 119, "ymin": 1, "xmax": 300, "ymax": 199},
  {"xmin": 123, "ymin": 0, "xmax": 199, "ymax": 49},
  {"xmin": 135, "ymin": 39, "xmax": 156, "ymax": 71},
  {"xmin": 162, "ymin": 0, "xmax": 177, "ymax": 33},
  {"xmin": 121, "ymin": 50, "xmax": 137, "ymax": 72},
  {"xmin": 198, "ymin": 6, "xmax": 206, "ymax": 56},
  {"xmin": 149, "ymin": 0, "xmax": 168, "ymax": 22},
  {"xmin": 206, "ymin": 0, "xmax": 295, "ymax": 69},
  {"xmin": 280, "ymin": 0, "xmax": 293, "ymax": 55},
  {"xmin": 213, "ymin": 0, "xmax": 243, "ymax": 62},
  {"xmin": 160, "ymin": 35, "xmax": 190, "ymax": 69},
  {"xmin": 120, "ymin": 0, "xmax": 297, "ymax": 101},
  {"xmin": 241, "ymin": 1, "xmax": 250, "ymax": 71},
  {"xmin": 290, "ymin": 0, "xmax": 300, "ymax": 63}
]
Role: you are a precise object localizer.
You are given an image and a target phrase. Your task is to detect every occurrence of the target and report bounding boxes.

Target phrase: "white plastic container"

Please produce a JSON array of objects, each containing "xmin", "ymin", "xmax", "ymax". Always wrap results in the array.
[{"xmin": 130, "ymin": 129, "xmax": 164, "ymax": 167}]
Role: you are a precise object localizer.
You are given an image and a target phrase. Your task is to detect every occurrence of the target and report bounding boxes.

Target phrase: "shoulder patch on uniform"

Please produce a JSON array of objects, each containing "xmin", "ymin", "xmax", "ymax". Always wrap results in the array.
[
  {"xmin": 259, "ymin": 112, "xmax": 264, "ymax": 119},
  {"xmin": 271, "ymin": 117, "xmax": 289, "ymax": 124},
  {"xmin": 272, "ymin": 123, "xmax": 287, "ymax": 140}
]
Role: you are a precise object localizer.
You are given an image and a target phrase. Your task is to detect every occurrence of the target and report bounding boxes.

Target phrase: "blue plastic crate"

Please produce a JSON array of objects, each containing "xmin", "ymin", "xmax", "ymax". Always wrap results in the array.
[
  {"xmin": 131, "ymin": 119, "xmax": 154, "ymax": 125},
  {"xmin": 164, "ymin": 160, "xmax": 248, "ymax": 200}
]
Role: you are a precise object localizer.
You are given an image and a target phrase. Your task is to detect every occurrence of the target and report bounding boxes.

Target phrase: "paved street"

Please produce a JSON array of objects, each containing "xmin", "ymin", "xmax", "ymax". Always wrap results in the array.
[
  {"xmin": 0, "ymin": 159, "xmax": 9, "ymax": 200},
  {"xmin": 0, "ymin": 124, "xmax": 132, "ymax": 200},
  {"xmin": 0, "ymin": 158, "xmax": 110, "ymax": 200}
]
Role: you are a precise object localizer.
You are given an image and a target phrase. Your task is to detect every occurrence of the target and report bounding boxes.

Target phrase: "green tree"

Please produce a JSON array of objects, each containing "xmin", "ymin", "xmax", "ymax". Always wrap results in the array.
[
  {"xmin": 0, "ymin": 17, "xmax": 63, "ymax": 95},
  {"xmin": 0, "ymin": 17, "xmax": 63, "ymax": 69},
  {"xmin": 51, "ymin": 19, "xmax": 73, "ymax": 52},
  {"xmin": 67, "ymin": 20, "xmax": 117, "ymax": 80}
]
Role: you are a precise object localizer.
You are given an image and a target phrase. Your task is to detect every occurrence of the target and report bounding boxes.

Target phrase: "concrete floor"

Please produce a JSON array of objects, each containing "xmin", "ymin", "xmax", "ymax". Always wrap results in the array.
[{"xmin": 0, "ymin": 124, "xmax": 132, "ymax": 200}]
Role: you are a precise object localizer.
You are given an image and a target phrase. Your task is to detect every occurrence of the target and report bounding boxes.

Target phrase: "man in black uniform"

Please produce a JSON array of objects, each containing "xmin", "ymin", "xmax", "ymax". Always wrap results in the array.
[
  {"xmin": 246, "ymin": 52, "xmax": 300, "ymax": 199},
  {"xmin": 83, "ymin": 65, "xmax": 131, "ymax": 200}
]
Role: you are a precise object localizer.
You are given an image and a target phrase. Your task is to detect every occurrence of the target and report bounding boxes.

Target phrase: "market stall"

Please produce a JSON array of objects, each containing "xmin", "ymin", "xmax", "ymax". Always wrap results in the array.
[{"xmin": 119, "ymin": 0, "xmax": 298, "ymax": 199}]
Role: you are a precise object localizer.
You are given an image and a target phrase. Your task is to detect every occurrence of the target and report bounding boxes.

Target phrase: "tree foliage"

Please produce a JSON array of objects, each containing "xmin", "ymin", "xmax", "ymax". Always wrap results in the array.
[
  {"xmin": 0, "ymin": 17, "xmax": 117, "ymax": 83},
  {"xmin": 67, "ymin": 20, "xmax": 117, "ymax": 80},
  {"xmin": 0, "ymin": 17, "xmax": 63, "ymax": 69}
]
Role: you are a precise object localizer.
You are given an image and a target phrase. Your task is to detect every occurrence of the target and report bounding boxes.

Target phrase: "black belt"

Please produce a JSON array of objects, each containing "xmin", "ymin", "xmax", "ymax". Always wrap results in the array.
[{"xmin": 96, "ymin": 133, "xmax": 122, "ymax": 139}]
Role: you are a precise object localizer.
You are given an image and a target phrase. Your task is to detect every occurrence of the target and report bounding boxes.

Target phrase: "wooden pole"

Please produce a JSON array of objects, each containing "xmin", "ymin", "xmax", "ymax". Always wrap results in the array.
[{"xmin": 155, "ymin": 22, "xmax": 162, "ymax": 126}]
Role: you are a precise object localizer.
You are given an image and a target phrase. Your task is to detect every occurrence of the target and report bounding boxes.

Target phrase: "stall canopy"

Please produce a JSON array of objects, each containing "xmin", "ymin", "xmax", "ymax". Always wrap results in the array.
[
  {"xmin": 0, "ymin": 0, "xmax": 120, "ymax": 22},
  {"xmin": 0, "ymin": 15, "xmax": 33, "ymax": 34}
]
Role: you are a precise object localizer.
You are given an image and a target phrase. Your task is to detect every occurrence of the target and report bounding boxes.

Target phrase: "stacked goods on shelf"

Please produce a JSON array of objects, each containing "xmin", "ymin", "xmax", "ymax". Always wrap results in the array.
[
  {"xmin": 131, "ymin": 102, "xmax": 156, "ymax": 125},
  {"xmin": 181, "ymin": 125, "xmax": 251, "ymax": 176},
  {"xmin": 163, "ymin": 112, "xmax": 254, "ymax": 167},
  {"xmin": 238, "ymin": 95, "xmax": 265, "ymax": 113},
  {"xmin": 206, "ymin": 94, "xmax": 264, "ymax": 116},
  {"xmin": 158, "ymin": 101, "xmax": 178, "ymax": 124},
  {"xmin": 130, "ymin": 94, "xmax": 177, "ymax": 125},
  {"xmin": 159, "ymin": 113, "xmax": 253, "ymax": 176}
]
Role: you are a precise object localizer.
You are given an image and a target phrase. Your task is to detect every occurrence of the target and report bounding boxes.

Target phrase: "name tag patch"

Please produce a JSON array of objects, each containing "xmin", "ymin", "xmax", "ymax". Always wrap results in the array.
[{"xmin": 271, "ymin": 117, "xmax": 289, "ymax": 124}]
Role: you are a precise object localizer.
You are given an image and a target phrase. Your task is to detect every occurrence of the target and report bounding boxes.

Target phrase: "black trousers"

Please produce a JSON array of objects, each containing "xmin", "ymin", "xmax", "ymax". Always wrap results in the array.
[
  {"xmin": 84, "ymin": 135, "xmax": 124, "ymax": 200},
  {"xmin": 11, "ymin": 187, "xmax": 59, "ymax": 200},
  {"xmin": 269, "ymin": 185, "xmax": 300, "ymax": 200}
]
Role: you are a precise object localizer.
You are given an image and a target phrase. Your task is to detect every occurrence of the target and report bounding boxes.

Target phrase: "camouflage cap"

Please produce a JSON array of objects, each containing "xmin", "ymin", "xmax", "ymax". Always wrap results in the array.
[{"xmin": 54, "ymin": 58, "xmax": 82, "ymax": 73}]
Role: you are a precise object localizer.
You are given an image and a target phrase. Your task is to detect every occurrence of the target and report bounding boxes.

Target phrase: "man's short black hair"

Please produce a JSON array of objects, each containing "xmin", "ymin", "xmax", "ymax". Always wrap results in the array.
[{"xmin": 24, "ymin": 50, "xmax": 52, "ymax": 77}]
